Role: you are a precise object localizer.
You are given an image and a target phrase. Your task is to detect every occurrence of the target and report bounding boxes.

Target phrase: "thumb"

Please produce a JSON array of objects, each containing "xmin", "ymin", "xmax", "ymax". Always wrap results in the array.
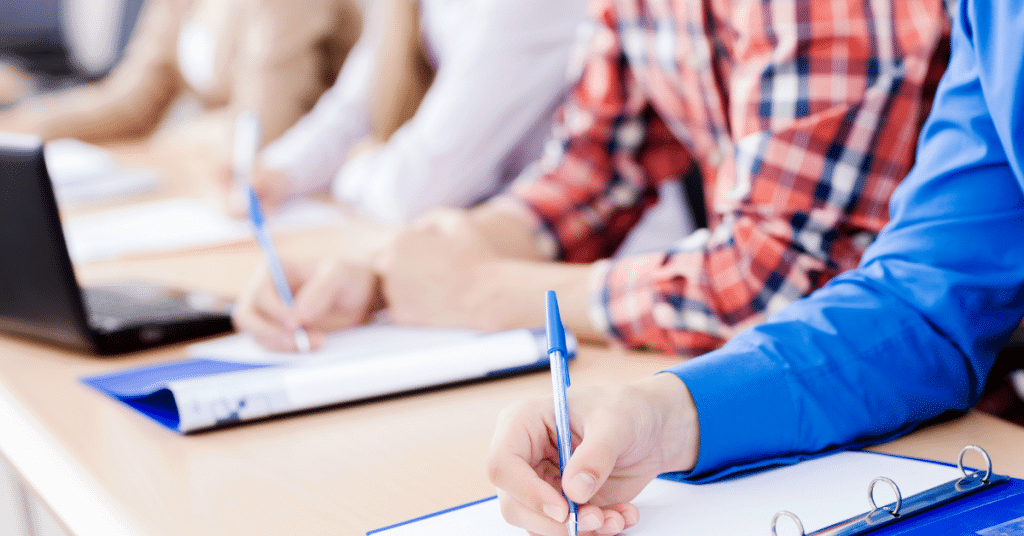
[{"xmin": 561, "ymin": 415, "xmax": 631, "ymax": 504}]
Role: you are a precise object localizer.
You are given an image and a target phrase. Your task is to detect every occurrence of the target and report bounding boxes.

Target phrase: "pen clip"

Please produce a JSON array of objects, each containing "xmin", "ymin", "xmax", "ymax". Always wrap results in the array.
[
  {"xmin": 545, "ymin": 291, "xmax": 568, "ymax": 353},
  {"xmin": 545, "ymin": 290, "xmax": 570, "ymax": 388}
]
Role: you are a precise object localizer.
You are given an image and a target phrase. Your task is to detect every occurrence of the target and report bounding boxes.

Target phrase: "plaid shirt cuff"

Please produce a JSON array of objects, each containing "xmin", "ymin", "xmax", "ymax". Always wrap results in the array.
[
  {"xmin": 590, "ymin": 253, "xmax": 667, "ymax": 350},
  {"xmin": 590, "ymin": 251, "xmax": 729, "ymax": 355}
]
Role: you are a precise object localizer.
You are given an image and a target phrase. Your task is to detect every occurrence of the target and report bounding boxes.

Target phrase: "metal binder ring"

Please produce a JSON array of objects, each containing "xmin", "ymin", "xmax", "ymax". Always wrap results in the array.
[
  {"xmin": 771, "ymin": 511, "xmax": 805, "ymax": 536},
  {"xmin": 868, "ymin": 477, "xmax": 903, "ymax": 516},
  {"xmin": 958, "ymin": 445, "xmax": 992, "ymax": 482}
]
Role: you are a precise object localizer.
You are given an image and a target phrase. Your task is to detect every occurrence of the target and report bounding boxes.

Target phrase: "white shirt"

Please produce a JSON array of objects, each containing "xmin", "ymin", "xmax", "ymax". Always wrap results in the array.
[{"xmin": 261, "ymin": 0, "xmax": 588, "ymax": 223}]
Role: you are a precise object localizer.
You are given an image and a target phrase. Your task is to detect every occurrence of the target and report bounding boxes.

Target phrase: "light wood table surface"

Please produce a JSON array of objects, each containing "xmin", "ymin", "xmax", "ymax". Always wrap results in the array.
[{"xmin": 0, "ymin": 151, "xmax": 1021, "ymax": 536}]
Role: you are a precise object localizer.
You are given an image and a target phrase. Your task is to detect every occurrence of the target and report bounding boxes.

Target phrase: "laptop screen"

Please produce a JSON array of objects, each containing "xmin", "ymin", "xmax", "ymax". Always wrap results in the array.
[{"xmin": 0, "ymin": 133, "xmax": 96, "ymax": 350}]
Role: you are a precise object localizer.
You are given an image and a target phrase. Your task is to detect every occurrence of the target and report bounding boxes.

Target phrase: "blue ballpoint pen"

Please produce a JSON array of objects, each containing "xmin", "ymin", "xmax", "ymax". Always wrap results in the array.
[
  {"xmin": 545, "ymin": 290, "xmax": 577, "ymax": 536},
  {"xmin": 235, "ymin": 112, "xmax": 311, "ymax": 353}
]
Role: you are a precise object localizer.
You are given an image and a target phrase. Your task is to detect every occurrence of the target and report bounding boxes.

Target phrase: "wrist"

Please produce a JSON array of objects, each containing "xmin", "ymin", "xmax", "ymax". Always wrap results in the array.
[
  {"xmin": 466, "ymin": 259, "xmax": 603, "ymax": 340},
  {"xmin": 642, "ymin": 373, "xmax": 700, "ymax": 474},
  {"xmin": 469, "ymin": 202, "xmax": 553, "ymax": 261}
]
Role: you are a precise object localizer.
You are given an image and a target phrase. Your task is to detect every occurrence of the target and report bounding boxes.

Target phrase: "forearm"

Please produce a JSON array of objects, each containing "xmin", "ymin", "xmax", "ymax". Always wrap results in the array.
[
  {"xmin": 0, "ymin": 0, "xmax": 182, "ymax": 142},
  {"xmin": 0, "ymin": 68, "xmax": 178, "ymax": 142},
  {"xmin": 468, "ymin": 202, "xmax": 552, "ymax": 262},
  {"xmin": 463, "ymin": 204, "xmax": 604, "ymax": 341},
  {"xmin": 379, "ymin": 203, "xmax": 604, "ymax": 340},
  {"xmin": 470, "ymin": 258, "xmax": 604, "ymax": 343},
  {"xmin": 671, "ymin": 88, "xmax": 1024, "ymax": 480}
]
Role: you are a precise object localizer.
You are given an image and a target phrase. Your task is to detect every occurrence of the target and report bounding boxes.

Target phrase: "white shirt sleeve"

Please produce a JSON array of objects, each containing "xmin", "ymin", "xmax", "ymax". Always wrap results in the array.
[
  {"xmin": 258, "ymin": 1, "xmax": 380, "ymax": 197},
  {"xmin": 331, "ymin": 0, "xmax": 588, "ymax": 224}
]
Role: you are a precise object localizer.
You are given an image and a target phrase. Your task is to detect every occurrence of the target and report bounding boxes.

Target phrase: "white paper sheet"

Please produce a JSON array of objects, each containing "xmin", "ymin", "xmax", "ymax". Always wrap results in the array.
[
  {"xmin": 369, "ymin": 451, "xmax": 964, "ymax": 535},
  {"xmin": 45, "ymin": 138, "xmax": 162, "ymax": 207},
  {"xmin": 64, "ymin": 197, "xmax": 346, "ymax": 262},
  {"xmin": 188, "ymin": 323, "xmax": 483, "ymax": 364}
]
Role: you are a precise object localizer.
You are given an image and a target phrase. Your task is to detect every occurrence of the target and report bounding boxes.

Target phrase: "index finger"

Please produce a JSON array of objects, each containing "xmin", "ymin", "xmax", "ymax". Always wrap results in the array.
[
  {"xmin": 488, "ymin": 400, "xmax": 571, "ymax": 524},
  {"xmin": 240, "ymin": 265, "xmax": 299, "ymax": 328}
]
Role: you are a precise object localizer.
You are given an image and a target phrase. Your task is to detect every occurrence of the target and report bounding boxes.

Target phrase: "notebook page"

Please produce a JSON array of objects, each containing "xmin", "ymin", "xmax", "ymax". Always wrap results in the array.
[
  {"xmin": 64, "ymin": 197, "xmax": 345, "ymax": 262},
  {"xmin": 370, "ymin": 451, "xmax": 964, "ymax": 535},
  {"xmin": 45, "ymin": 138, "xmax": 161, "ymax": 208},
  {"xmin": 188, "ymin": 324, "xmax": 482, "ymax": 365}
]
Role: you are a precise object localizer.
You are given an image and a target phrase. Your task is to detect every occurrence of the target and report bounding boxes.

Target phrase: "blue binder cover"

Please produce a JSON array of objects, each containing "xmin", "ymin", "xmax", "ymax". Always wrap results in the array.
[
  {"xmin": 82, "ymin": 359, "xmax": 273, "ymax": 431},
  {"xmin": 877, "ymin": 477, "xmax": 1024, "ymax": 535},
  {"xmin": 82, "ymin": 327, "xmax": 574, "ymax": 433}
]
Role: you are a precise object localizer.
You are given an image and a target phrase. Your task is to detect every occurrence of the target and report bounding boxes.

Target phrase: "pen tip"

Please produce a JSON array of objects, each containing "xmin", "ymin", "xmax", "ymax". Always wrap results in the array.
[{"xmin": 294, "ymin": 329, "xmax": 312, "ymax": 354}]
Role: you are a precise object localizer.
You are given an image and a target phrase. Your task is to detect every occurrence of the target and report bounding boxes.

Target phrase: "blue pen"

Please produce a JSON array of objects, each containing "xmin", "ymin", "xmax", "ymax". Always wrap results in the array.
[
  {"xmin": 545, "ymin": 290, "xmax": 577, "ymax": 536},
  {"xmin": 235, "ymin": 112, "xmax": 311, "ymax": 353}
]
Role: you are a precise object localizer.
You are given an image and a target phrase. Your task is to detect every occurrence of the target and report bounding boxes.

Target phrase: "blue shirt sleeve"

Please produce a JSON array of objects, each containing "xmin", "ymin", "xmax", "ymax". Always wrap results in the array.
[{"xmin": 667, "ymin": 0, "xmax": 1024, "ymax": 481}]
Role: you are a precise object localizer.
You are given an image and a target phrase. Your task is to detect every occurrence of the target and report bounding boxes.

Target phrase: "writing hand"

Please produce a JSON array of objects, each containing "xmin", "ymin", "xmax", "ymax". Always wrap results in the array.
[
  {"xmin": 213, "ymin": 161, "xmax": 290, "ymax": 219},
  {"xmin": 379, "ymin": 209, "xmax": 500, "ymax": 328},
  {"xmin": 487, "ymin": 374, "xmax": 699, "ymax": 535},
  {"xmin": 233, "ymin": 258, "xmax": 383, "ymax": 351}
]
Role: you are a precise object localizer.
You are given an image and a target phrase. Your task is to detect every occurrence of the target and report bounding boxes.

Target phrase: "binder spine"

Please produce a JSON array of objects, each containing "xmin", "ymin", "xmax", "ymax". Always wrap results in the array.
[{"xmin": 771, "ymin": 446, "xmax": 1011, "ymax": 536}]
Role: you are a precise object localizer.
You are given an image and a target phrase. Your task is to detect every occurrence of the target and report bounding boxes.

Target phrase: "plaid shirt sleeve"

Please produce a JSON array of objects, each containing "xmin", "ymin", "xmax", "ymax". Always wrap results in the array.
[
  {"xmin": 498, "ymin": 6, "xmax": 692, "ymax": 262},
  {"xmin": 503, "ymin": 0, "xmax": 950, "ymax": 355}
]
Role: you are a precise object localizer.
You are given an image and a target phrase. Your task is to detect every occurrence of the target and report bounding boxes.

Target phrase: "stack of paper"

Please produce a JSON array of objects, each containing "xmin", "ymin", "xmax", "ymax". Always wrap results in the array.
[
  {"xmin": 64, "ymin": 197, "xmax": 346, "ymax": 262},
  {"xmin": 44, "ymin": 138, "xmax": 161, "ymax": 207}
]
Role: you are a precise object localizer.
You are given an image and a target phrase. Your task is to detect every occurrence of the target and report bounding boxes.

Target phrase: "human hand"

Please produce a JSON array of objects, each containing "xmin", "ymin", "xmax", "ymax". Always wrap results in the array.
[
  {"xmin": 378, "ymin": 209, "xmax": 501, "ymax": 329},
  {"xmin": 212, "ymin": 161, "xmax": 291, "ymax": 219},
  {"xmin": 0, "ymin": 62, "xmax": 32, "ymax": 106},
  {"xmin": 379, "ymin": 207, "xmax": 600, "ymax": 338},
  {"xmin": 232, "ymin": 257, "xmax": 384, "ymax": 351},
  {"xmin": 0, "ymin": 110, "xmax": 32, "ymax": 135},
  {"xmin": 487, "ymin": 373, "xmax": 699, "ymax": 535}
]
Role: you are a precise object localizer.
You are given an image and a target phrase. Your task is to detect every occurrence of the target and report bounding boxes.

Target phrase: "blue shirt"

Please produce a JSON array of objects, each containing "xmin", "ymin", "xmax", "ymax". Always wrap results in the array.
[{"xmin": 668, "ymin": 0, "xmax": 1024, "ymax": 481}]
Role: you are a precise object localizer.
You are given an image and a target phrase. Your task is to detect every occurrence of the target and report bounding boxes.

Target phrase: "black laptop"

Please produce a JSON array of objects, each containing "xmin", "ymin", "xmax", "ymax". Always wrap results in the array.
[{"xmin": 0, "ymin": 133, "xmax": 233, "ymax": 354}]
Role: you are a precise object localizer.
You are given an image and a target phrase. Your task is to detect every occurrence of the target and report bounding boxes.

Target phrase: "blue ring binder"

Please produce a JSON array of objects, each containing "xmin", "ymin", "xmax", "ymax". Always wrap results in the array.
[{"xmin": 773, "ymin": 446, "xmax": 1012, "ymax": 536}]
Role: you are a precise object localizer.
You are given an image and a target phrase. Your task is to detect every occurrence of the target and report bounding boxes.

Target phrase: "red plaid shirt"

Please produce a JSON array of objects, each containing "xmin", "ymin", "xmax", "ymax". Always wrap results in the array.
[{"xmin": 502, "ymin": 0, "xmax": 950, "ymax": 355}]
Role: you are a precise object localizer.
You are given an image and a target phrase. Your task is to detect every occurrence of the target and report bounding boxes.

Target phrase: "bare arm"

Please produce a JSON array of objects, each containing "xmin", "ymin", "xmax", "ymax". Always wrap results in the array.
[{"xmin": 0, "ymin": 0, "xmax": 185, "ymax": 142}]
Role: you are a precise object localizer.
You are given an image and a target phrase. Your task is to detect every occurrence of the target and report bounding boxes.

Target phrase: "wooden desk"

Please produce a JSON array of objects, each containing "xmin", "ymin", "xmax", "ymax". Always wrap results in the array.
[{"xmin": 0, "ymin": 171, "xmax": 1022, "ymax": 535}]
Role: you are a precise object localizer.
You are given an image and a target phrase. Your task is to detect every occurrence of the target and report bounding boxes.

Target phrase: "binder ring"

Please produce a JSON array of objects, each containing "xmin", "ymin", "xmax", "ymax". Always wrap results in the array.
[
  {"xmin": 958, "ymin": 445, "xmax": 992, "ymax": 482},
  {"xmin": 868, "ymin": 476, "xmax": 902, "ymax": 516},
  {"xmin": 771, "ymin": 510, "xmax": 805, "ymax": 536}
]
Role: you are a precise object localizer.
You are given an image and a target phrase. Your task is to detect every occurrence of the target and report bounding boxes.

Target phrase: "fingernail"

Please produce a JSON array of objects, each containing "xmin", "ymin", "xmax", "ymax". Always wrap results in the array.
[
  {"xmin": 598, "ymin": 516, "xmax": 625, "ymax": 535},
  {"xmin": 568, "ymin": 473, "xmax": 596, "ymax": 499},
  {"xmin": 623, "ymin": 508, "xmax": 640, "ymax": 527},
  {"xmin": 542, "ymin": 503, "xmax": 565, "ymax": 522},
  {"xmin": 578, "ymin": 511, "xmax": 602, "ymax": 532}
]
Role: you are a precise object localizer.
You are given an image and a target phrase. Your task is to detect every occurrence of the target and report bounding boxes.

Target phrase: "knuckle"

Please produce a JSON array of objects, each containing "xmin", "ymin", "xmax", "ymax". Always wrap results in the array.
[{"xmin": 485, "ymin": 456, "xmax": 505, "ymax": 485}]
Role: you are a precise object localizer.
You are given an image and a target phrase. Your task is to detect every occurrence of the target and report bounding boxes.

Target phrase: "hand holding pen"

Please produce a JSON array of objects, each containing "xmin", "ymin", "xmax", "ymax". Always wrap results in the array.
[
  {"xmin": 545, "ymin": 290, "xmax": 577, "ymax": 536},
  {"xmin": 486, "ymin": 291, "xmax": 700, "ymax": 535},
  {"xmin": 229, "ymin": 112, "xmax": 387, "ymax": 352},
  {"xmin": 234, "ymin": 112, "xmax": 311, "ymax": 353}
]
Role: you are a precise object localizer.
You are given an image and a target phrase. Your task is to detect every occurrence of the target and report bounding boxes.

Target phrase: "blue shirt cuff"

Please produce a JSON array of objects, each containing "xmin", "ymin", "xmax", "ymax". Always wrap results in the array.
[{"xmin": 664, "ymin": 342, "xmax": 799, "ymax": 481}]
